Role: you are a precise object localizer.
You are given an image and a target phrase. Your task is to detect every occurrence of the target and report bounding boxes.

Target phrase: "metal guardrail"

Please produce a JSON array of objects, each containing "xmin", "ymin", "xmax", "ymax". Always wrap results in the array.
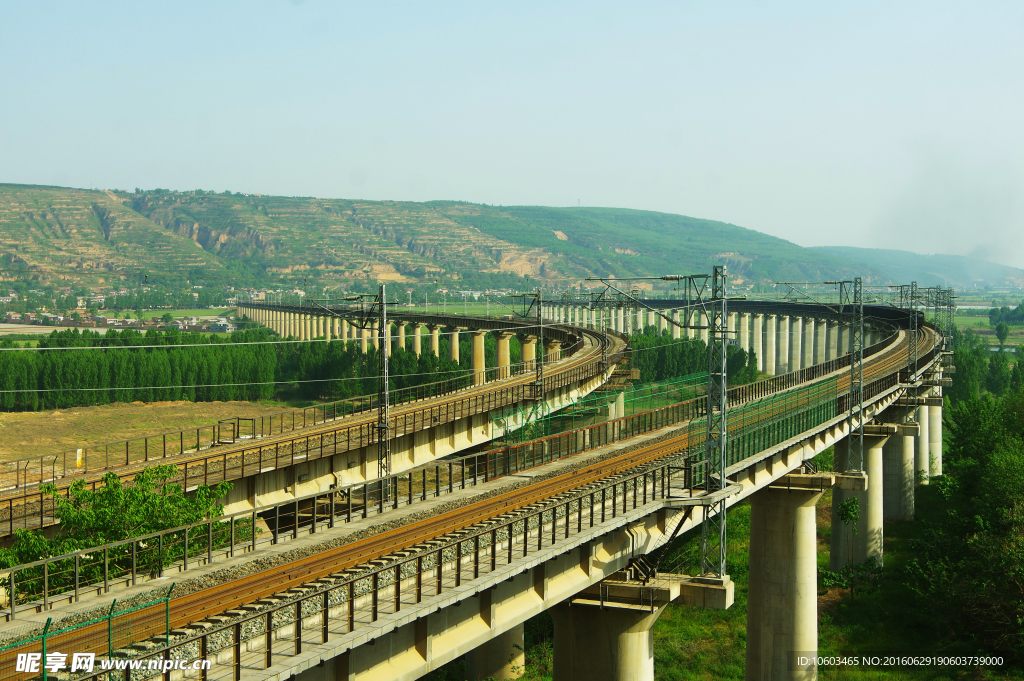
[{"xmin": 0, "ymin": 329, "xmax": 605, "ymax": 536}]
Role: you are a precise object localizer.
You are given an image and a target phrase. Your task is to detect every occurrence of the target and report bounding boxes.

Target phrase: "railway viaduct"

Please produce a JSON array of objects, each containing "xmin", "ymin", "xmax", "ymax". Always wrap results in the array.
[{"xmin": 0, "ymin": 301, "xmax": 948, "ymax": 681}]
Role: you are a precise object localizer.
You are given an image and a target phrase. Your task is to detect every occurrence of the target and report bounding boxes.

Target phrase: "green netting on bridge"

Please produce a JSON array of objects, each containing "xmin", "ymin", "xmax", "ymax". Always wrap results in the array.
[{"xmin": 490, "ymin": 372, "xmax": 709, "ymax": 444}]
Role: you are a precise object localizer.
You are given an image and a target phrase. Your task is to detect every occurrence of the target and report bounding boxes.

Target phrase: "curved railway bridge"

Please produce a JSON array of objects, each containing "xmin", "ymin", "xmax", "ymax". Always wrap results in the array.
[{"xmin": 0, "ymin": 302, "xmax": 949, "ymax": 681}]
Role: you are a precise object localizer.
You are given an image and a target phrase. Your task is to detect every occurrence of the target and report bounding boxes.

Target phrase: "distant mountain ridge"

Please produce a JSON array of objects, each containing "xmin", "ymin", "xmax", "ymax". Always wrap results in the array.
[
  {"xmin": 0, "ymin": 183, "xmax": 1009, "ymax": 290},
  {"xmin": 811, "ymin": 246, "xmax": 1024, "ymax": 289}
]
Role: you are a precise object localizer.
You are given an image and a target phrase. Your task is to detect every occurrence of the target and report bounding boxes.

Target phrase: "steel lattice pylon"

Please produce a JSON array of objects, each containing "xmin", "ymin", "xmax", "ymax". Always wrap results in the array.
[
  {"xmin": 844, "ymin": 278, "xmax": 865, "ymax": 472},
  {"xmin": 376, "ymin": 284, "xmax": 391, "ymax": 481},
  {"xmin": 701, "ymin": 265, "xmax": 729, "ymax": 578}
]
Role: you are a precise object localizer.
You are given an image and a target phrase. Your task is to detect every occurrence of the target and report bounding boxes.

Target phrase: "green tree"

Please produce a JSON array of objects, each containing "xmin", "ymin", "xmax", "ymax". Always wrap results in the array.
[
  {"xmin": 161, "ymin": 312, "xmax": 174, "ymax": 323},
  {"xmin": 996, "ymin": 321, "xmax": 1010, "ymax": 349}
]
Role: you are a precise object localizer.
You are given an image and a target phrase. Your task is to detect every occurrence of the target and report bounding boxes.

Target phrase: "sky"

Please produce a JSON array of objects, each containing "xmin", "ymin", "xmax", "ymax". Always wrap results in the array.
[{"xmin": 2, "ymin": 1, "xmax": 1023, "ymax": 267}]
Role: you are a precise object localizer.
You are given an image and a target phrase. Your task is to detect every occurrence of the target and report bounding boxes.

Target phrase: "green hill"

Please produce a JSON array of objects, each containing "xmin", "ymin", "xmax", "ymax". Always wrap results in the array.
[
  {"xmin": 811, "ymin": 246, "xmax": 1024, "ymax": 289},
  {"xmin": 3, "ymin": 183, "xmax": 974, "ymax": 291}
]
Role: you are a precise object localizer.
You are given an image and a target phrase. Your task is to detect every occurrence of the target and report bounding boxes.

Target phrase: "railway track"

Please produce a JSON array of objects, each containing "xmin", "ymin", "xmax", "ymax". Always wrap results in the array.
[
  {"xmin": 23, "ymin": 324, "xmax": 940, "ymax": 661},
  {"xmin": 0, "ymin": 321, "xmax": 626, "ymax": 533}
]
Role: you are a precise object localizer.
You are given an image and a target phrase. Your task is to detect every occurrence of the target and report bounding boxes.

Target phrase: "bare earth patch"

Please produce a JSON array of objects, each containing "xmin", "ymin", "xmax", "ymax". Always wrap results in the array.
[{"xmin": 0, "ymin": 401, "xmax": 286, "ymax": 461}]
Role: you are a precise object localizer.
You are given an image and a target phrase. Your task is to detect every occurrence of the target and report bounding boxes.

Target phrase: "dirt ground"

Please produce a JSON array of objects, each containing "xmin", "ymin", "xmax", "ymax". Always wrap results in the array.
[{"xmin": 0, "ymin": 400, "xmax": 287, "ymax": 461}]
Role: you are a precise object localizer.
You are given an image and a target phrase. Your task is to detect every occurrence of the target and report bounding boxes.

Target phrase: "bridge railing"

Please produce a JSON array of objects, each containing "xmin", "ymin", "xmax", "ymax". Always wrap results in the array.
[
  {"xmin": 0, "ymin": 327, "xmax": 608, "ymax": 536},
  {"xmin": 0, "ymin": 359, "xmax": 853, "ymax": 620}
]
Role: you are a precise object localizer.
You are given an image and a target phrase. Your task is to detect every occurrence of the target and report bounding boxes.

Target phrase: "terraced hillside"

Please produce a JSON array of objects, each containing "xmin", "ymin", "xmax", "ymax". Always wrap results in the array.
[
  {"xmin": 1, "ymin": 183, "xmax": 877, "ymax": 288},
  {"xmin": 0, "ymin": 184, "xmax": 226, "ymax": 284}
]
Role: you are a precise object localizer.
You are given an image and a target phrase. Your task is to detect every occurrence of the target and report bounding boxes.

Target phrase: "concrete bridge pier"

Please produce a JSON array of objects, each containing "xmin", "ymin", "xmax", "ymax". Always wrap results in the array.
[
  {"xmin": 520, "ymin": 335, "xmax": 537, "ymax": 371},
  {"xmin": 551, "ymin": 600, "xmax": 666, "ymax": 681},
  {"xmin": 790, "ymin": 317, "xmax": 803, "ymax": 370},
  {"xmin": 765, "ymin": 315, "xmax": 777, "ymax": 375},
  {"xmin": 671, "ymin": 310, "xmax": 680, "ymax": 339},
  {"xmin": 746, "ymin": 485, "xmax": 823, "ymax": 681},
  {"xmin": 545, "ymin": 339, "xmax": 562, "ymax": 363},
  {"xmin": 751, "ymin": 313, "xmax": 763, "ymax": 371},
  {"xmin": 882, "ymin": 416, "xmax": 918, "ymax": 521},
  {"xmin": 916, "ymin": 399, "xmax": 930, "ymax": 483},
  {"xmin": 929, "ymin": 384, "xmax": 943, "ymax": 476},
  {"xmin": 466, "ymin": 622, "xmax": 525, "ymax": 681},
  {"xmin": 830, "ymin": 433, "xmax": 888, "ymax": 570},
  {"xmin": 827, "ymin": 321, "xmax": 839, "ymax": 361},
  {"xmin": 472, "ymin": 330, "xmax": 487, "ymax": 385},
  {"xmin": 429, "ymin": 325, "xmax": 441, "ymax": 357},
  {"xmin": 802, "ymin": 318, "xmax": 814, "ymax": 369},
  {"xmin": 496, "ymin": 332, "xmax": 514, "ymax": 379},
  {"xmin": 450, "ymin": 327, "xmax": 463, "ymax": 363},
  {"xmin": 739, "ymin": 312, "xmax": 750, "ymax": 354},
  {"xmin": 777, "ymin": 316, "xmax": 790, "ymax": 373},
  {"xmin": 412, "ymin": 323, "xmax": 423, "ymax": 356},
  {"xmin": 814, "ymin": 319, "xmax": 827, "ymax": 365}
]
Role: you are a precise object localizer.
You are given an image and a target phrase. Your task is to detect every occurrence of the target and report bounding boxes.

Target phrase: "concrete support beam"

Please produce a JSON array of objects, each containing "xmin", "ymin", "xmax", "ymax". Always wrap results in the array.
[
  {"xmin": 746, "ymin": 486, "xmax": 823, "ymax": 681},
  {"xmin": 340, "ymin": 318, "xmax": 349, "ymax": 342},
  {"xmin": 882, "ymin": 419, "xmax": 918, "ymax": 521},
  {"xmin": 739, "ymin": 312, "xmax": 750, "ymax": 353},
  {"xmin": 671, "ymin": 310, "xmax": 680, "ymax": 340},
  {"xmin": 765, "ymin": 315, "xmax": 777, "ymax": 375},
  {"xmin": 397, "ymin": 323, "xmax": 405, "ymax": 351},
  {"xmin": 412, "ymin": 324, "xmax": 423, "ymax": 356},
  {"xmin": 360, "ymin": 325, "xmax": 369, "ymax": 354},
  {"xmin": 831, "ymin": 435, "xmax": 887, "ymax": 570}
]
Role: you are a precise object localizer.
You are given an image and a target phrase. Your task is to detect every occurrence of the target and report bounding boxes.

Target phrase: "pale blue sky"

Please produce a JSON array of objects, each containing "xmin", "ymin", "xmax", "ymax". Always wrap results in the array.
[{"xmin": 2, "ymin": 2, "xmax": 1022, "ymax": 266}]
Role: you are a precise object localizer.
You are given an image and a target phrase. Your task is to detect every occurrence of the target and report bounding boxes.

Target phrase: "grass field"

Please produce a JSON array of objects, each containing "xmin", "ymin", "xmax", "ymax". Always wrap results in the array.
[{"xmin": 0, "ymin": 400, "xmax": 288, "ymax": 461}]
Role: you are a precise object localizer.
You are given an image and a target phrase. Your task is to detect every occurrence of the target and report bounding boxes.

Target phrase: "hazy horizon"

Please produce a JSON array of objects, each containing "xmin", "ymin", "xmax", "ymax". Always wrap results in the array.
[{"xmin": 2, "ymin": 2, "xmax": 1022, "ymax": 267}]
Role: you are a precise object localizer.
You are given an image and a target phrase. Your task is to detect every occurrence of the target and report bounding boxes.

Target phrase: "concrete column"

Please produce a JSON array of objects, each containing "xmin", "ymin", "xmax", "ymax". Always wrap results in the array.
[
  {"xmin": 727, "ymin": 312, "xmax": 737, "ymax": 345},
  {"xmin": 646, "ymin": 309, "xmax": 656, "ymax": 329},
  {"xmin": 303, "ymin": 313, "xmax": 312, "ymax": 341},
  {"xmin": 429, "ymin": 325, "xmax": 440, "ymax": 356},
  {"xmin": 450, "ymin": 328, "xmax": 461, "ymax": 363},
  {"xmin": 827, "ymin": 320, "xmax": 839, "ymax": 361},
  {"xmin": 801, "ymin": 318, "xmax": 814, "ymax": 369},
  {"xmin": 882, "ymin": 420, "xmax": 915, "ymax": 522},
  {"xmin": 765, "ymin": 315, "xmax": 777, "ymax": 375},
  {"xmin": 684, "ymin": 309, "xmax": 694, "ymax": 339},
  {"xmin": 545, "ymin": 339, "xmax": 562, "ymax": 363},
  {"xmin": 397, "ymin": 322, "xmax": 405, "ymax": 351},
  {"xmin": 671, "ymin": 310, "xmax": 680, "ymax": 339},
  {"xmin": 521, "ymin": 335, "xmax": 537, "ymax": 371},
  {"xmin": 746, "ymin": 486, "xmax": 823, "ymax": 681},
  {"xmin": 699, "ymin": 311, "xmax": 709, "ymax": 344},
  {"xmin": 340, "ymin": 318, "xmax": 349, "ymax": 342},
  {"xmin": 412, "ymin": 324, "xmax": 423, "ymax": 356},
  {"xmin": 616, "ymin": 308, "xmax": 624, "ymax": 332},
  {"xmin": 467, "ymin": 623, "xmax": 525, "ymax": 681},
  {"xmin": 837, "ymin": 324, "xmax": 848, "ymax": 356},
  {"xmin": 789, "ymin": 317, "xmax": 802, "ymax": 370},
  {"xmin": 658, "ymin": 310, "xmax": 668, "ymax": 334},
  {"xmin": 751, "ymin": 313, "xmax": 764, "ymax": 372},
  {"xmin": 916, "ymin": 402, "xmax": 930, "ymax": 482},
  {"xmin": 360, "ymin": 325, "xmax": 369, "ymax": 353},
  {"xmin": 928, "ymin": 396, "xmax": 942, "ymax": 477},
  {"xmin": 496, "ymin": 332, "xmax": 512, "ymax": 379},
  {"xmin": 814, "ymin": 319, "xmax": 827, "ymax": 365},
  {"xmin": 384, "ymin": 322, "xmax": 392, "ymax": 357},
  {"xmin": 777, "ymin": 316, "xmax": 790, "ymax": 373},
  {"xmin": 900, "ymin": 410, "xmax": 917, "ymax": 519},
  {"xmin": 471, "ymin": 330, "xmax": 487, "ymax": 385},
  {"xmin": 739, "ymin": 312, "xmax": 750, "ymax": 354},
  {"xmin": 371, "ymin": 321, "xmax": 379, "ymax": 350},
  {"xmin": 832, "ymin": 436, "xmax": 886, "ymax": 570},
  {"xmin": 552, "ymin": 600, "xmax": 666, "ymax": 681}
]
